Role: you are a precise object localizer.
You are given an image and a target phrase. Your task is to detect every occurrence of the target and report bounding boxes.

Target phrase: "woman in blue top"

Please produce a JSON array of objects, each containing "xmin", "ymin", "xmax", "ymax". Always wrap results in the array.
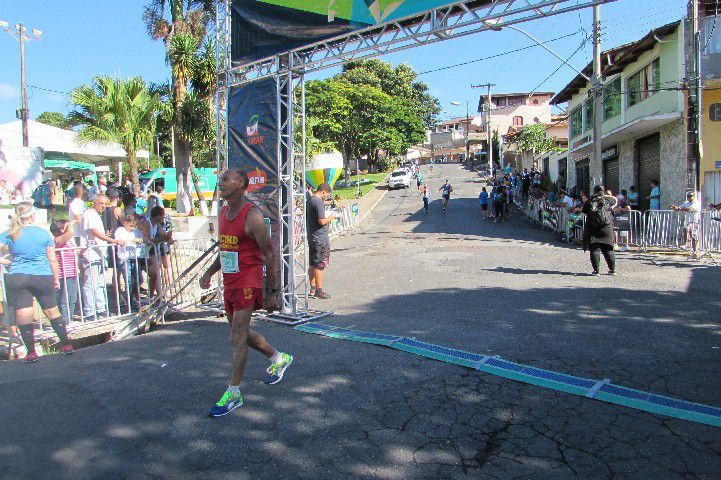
[
  {"xmin": 0, "ymin": 202, "xmax": 73, "ymax": 362},
  {"xmin": 479, "ymin": 187, "xmax": 489, "ymax": 220}
]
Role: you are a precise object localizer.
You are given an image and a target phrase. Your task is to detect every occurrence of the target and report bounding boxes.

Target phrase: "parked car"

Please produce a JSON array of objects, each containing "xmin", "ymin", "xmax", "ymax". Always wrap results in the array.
[{"xmin": 387, "ymin": 169, "xmax": 412, "ymax": 189}]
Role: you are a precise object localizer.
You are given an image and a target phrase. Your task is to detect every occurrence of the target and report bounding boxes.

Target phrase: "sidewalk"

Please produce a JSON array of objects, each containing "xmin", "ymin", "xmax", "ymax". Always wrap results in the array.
[{"xmin": 336, "ymin": 176, "xmax": 390, "ymax": 225}]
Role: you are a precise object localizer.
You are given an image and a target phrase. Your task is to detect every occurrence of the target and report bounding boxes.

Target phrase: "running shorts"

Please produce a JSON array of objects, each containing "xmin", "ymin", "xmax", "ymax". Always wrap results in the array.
[
  {"xmin": 5, "ymin": 274, "xmax": 57, "ymax": 310},
  {"xmin": 481, "ymin": 204, "xmax": 488, "ymax": 211},
  {"xmin": 224, "ymin": 287, "xmax": 264, "ymax": 319}
]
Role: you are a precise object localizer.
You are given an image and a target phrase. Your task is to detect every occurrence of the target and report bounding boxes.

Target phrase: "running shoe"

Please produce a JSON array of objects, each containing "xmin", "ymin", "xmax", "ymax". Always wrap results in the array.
[
  {"xmin": 61, "ymin": 344, "xmax": 74, "ymax": 355},
  {"xmin": 265, "ymin": 353, "xmax": 294, "ymax": 385},
  {"xmin": 590, "ymin": 271, "xmax": 600, "ymax": 276},
  {"xmin": 309, "ymin": 287, "xmax": 316, "ymax": 298},
  {"xmin": 314, "ymin": 289, "xmax": 331, "ymax": 299},
  {"xmin": 22, "ymin": 351, "xmax": 40, "ymax": 363},
  {"xmin": 208, "ymin": 390, "xmax": 244, "ymax": 417},
  {"xmin": 607, "ymin": 271, "xmax": 617, "ymax": 276}
]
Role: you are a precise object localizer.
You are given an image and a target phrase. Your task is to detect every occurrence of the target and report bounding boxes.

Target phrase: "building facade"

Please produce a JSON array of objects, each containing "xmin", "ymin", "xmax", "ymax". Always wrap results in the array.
[
  {"xmin": 476, "ymin": 92, "xmax": 555, "ymax": 168},
  {"xmin": 552, "ymin": 21, "xmax": 686, "ymax": 210},
  {"xmin": 700, "ymin": 2, "xmax": 721, "ymax": 204}
]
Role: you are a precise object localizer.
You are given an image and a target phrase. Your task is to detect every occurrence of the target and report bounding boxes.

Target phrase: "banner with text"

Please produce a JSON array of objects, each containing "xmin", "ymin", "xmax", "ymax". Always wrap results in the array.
[{"xmin": 231, "ymin": 0, "xmax": 467, "ymax": 63}]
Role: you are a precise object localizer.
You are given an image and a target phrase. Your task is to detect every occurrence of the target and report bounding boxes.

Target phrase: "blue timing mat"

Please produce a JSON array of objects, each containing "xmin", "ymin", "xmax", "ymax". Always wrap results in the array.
[{"xmin": 294, "ymin": 322, "xmax": 721, "ymax": 428}]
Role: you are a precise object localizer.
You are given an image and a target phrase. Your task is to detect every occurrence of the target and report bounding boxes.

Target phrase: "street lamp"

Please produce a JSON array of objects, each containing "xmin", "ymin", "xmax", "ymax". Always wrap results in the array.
[
  {"xmin": 1, "ymin": 21, "xmax": 43, "ymax": 147},
  {"xmin": 450, "ymin": 100, "xmax": 471, "ymax": 164}
]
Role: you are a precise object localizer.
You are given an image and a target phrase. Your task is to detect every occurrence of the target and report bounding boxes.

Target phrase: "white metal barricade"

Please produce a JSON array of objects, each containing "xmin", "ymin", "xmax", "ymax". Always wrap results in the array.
[
  {"xmin": 699, "ymin": 210, "xmax": 721, "ymax": 255},
  {"xmin": 644, "ymin": 210, "xmax": 688, "ymax": 251}
]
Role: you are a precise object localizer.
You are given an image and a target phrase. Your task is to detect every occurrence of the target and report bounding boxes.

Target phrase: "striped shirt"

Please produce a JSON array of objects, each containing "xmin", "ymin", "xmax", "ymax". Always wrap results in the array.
[{"xmin": 55, "ymin": 238, "xmax": 78, "ymax": 278}]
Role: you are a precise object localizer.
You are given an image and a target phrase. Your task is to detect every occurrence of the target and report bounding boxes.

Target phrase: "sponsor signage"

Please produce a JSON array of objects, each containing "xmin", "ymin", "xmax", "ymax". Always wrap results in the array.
[
  {"xmin": 232, "ymin": 0, "xmax": 464, "ymax": 63},
  {"xmin": 602, "ymin": 145, "xmax": 618, "ymax": 161}
]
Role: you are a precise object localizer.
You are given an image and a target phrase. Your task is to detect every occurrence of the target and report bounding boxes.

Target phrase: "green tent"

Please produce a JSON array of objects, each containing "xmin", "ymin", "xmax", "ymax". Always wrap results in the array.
[{"xmin": 44, "ymin": 153, "xmax": 98, "ymax": 184}]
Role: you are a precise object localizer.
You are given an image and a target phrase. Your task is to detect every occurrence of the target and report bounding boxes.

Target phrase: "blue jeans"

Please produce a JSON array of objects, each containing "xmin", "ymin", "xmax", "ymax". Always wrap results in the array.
[
  {"xmin": 120, "ymin": 259, "xmax": 140, "ymax": 310},
  {"xmin": 82, "ymin": 262, "xmax": 107, "ymax": 317},
  {"xmin": 56, "ymin": 276, "xmax": 79, "ymax": 324}
]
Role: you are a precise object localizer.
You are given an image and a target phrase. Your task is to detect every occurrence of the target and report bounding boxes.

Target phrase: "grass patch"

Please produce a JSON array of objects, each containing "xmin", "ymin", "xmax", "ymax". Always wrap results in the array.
[{"xmin": 334, "ymin": 172, "xmax": 390, "ymax": 200}]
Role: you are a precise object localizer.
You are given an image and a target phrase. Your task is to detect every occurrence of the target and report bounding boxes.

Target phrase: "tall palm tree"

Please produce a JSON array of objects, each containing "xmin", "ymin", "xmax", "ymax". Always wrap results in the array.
[
  {"xmin": 179, "ymin": 90, "xmax": 215, "ymax": 214},
  {"xmin": 69, "ymin": 76, "xmax": 160, "ymax": 195},
  {"xmin": 144, "ymin": 0, "xmax": 214, "ymax": 213}
]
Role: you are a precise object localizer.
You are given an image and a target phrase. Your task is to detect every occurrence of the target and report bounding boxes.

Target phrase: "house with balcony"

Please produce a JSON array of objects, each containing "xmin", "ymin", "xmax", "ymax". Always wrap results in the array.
[
  {"xmin": 476, "ymin": 92, "xmax": 555, "ymax": 168},
  {"xmin": 552, "ymin": 21, "xmax": 686, "ymax": 210},
  {"xmin": 700, "ymin": 1, "xmax": 721, "ymax": 203}
]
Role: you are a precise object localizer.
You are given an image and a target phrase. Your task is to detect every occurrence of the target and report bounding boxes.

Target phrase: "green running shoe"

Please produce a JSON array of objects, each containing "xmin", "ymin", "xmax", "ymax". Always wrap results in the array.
[
  {"xmin": 265, "ymin": 353, "xmax": 293, "ymax": 385},
  {"xmin": 208, "ymin": 390, "xmax": 243, "ymax": 417}
]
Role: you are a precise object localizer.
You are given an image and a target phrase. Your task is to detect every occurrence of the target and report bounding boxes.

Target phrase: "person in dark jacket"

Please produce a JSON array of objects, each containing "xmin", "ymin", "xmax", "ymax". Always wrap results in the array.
[{"xmin": 582, "ymin": 185, "xmax": 619, "ymax": 275}]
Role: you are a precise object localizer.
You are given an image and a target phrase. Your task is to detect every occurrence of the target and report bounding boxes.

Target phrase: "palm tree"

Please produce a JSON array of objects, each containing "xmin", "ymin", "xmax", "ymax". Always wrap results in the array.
[
  {"xmin": 179, "ymin": 90, "xmax": 215, "ymax": 214},
  {"xmin": 69, "ymin": 76, "xmax": 160, "ymax": 195},
  {"xmin": 143, "ymin": 0, "xmax": 214, "ymax": 213}
]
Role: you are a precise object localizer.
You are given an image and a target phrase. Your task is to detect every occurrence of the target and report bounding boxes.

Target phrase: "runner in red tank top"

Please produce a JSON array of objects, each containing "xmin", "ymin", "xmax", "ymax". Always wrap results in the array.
[{"xmin": 200, "ymin": 169, "xmax": 294, "ymax": 417}]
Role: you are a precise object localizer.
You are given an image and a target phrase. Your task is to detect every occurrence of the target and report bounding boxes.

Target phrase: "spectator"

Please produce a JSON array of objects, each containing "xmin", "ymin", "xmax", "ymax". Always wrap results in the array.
[
  {"xmin": 558, "ymin": 191, "xmax": 575, "ymax": 211},
  {"xmin": 114, "ymin": 214, "xmax": 145, "ymax": 311},
  {"xmin": 0, "ymin": 202, "xmax": 73, "ymax": 361},
  {"xmin": 50, "ymin": 179, "xmax": 64, "ymax": 208},
  {"xmin": 0, "ymin": 180, "xmax": 11, "ymax": 206},
  {"xmin": 147, "ymin": 206, "xmax": 172, "ymax": 299},
  {"xmin": 613, "ymin": 191, "xmax": 632, "ymax": 253},
  {"xmin": 672, "ymin": 192, "xmax": 702, "ymax": 258},
  {"xmin": 102, "ymin": 188, "xmax": 123, "ymax": 235},
  {"xmin": 647, "ymin": 180, "xmax": 661, "ymax": 211},
  {"xmin": 493, "ymin": 185, "xmax": 506, "ymax": 223},
  {"xmin": 50, "ymin": 219, "xmax": 80, "ymax": 326},
  {"xmin": 1, "ymin": 254, "xmax": 23, "ymax": 359},
  {"xmin": 582, "ymin": 185, "xmax": 618, "ymax": 275},
  {"xmin": 627, "ymin": 186, "xmax": 639, "ymax": 210},
  {"xmin": 307, "ymin": 183, "xmax": 336, "ymax": 299},
  {"xmin": 479, "ymin": 187, "xmax": 489, "ymax": 220},
  {"xmin": 81, "ymin": 195, "xmax": 125, "ymax": 320},
  {"xmin": 69, "ymin": 184, "xmax": 86, "ymax": 243},
  {"xmin": 86, "ymin": 180, "xmax": 98, "ymax": 201}
]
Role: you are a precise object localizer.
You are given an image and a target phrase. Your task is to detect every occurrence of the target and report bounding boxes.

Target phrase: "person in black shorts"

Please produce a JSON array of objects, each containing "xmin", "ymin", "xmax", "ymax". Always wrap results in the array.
[
  {"xmin": 0, "ymin": 202, "xmax": 73, "ymax": 362},
  {"xmin": 306, "ymin": 184, "xmax": 336, "ymax": 299}
]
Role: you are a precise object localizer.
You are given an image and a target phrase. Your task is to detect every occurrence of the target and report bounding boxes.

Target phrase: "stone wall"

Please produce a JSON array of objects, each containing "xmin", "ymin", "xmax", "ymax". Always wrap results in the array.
[{"xmin": 658, "ymin": 119, "xmax": 687, "ymax": 209}]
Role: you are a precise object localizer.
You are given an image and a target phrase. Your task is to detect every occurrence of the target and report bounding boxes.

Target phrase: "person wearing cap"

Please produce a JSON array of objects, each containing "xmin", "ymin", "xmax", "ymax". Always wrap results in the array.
[
  {"xmin": 0, "ymin": 202, "xmax": 74, "ymax": 361},
  {"xmin": 672, "ymin": 192, "xmax": 702, "ymax": 258},
  {"xmin": 307, "ymin": 183, "xmax": 336, "ymax": 299}
]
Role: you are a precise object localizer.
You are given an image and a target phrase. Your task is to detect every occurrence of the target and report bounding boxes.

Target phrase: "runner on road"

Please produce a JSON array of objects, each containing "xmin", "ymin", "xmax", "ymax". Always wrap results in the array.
[
  {"xmin": 200, "ymin": 169, "xmax": 293, "ymax": 418},
  {"xmin": 439, "ymin": 180, "xmax": 453, "ymax": 213},
  {"xmin": 421, "ymin": 184, "xmax": 430, "ymax": 214}
]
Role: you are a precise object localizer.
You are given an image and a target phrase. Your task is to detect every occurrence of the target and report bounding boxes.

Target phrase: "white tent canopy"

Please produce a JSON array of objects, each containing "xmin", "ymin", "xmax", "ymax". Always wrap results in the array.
[{"xmin": 0, "ymin": 120, "xmax": 149, "ymax": 167}]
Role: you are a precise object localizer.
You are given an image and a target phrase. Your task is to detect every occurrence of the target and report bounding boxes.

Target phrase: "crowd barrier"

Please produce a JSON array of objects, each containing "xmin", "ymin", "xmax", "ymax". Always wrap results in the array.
[
  {"xmin": 516, "ymin": 201, "xmax": 721, "ymax": 256},
  {"xmin": 329, "ymin": 203, "xmax": 360, "ymax": 238}
]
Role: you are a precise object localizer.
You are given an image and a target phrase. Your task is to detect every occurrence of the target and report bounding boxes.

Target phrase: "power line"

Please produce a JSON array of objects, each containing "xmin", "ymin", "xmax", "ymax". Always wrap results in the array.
[
  {"xmin": 416, "ymin": 30, "xmax": 584, "ymax": 76},
  {"xmin": 28, "ymin": 84, "xmax": 70, "ymax": 96}
]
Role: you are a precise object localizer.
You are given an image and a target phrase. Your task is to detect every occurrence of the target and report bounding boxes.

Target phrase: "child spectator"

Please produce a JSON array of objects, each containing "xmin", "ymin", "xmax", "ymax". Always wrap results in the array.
[
  {"xmin": 479, "ymin": 187, "xmax": 489, "ymax": 220},
  {"xmin": 114, "ymin": 214, "xmax": 145, "ymax": 311},
  {"xmin": 50, "ymin": 219, "xmax": 80, "ymax": 326}
]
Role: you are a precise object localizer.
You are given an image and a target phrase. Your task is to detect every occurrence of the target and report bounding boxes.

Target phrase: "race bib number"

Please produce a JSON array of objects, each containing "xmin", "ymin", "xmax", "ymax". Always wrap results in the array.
[{"xmin": 219, "ymin": 251, "xmax": 239, "ymax": 274}]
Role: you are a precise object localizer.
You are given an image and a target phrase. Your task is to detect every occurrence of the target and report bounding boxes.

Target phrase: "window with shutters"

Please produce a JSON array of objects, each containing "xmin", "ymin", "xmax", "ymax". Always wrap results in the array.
[
  {"xmin": 583, "ymin": 98, "xmax": 594, "ymax": 132},
  {"xmin": 603, "ymin": 77, "xmax": 622, "ymax": 120},
  {"xmin": 569, "ymin": 107, "xmax": 583, "ymax": 138},
  {"xmin": 513, "ymin": 116, "xmax": 524, "ymax": 127},
  {"xmin": 627, "ymin": 58, "xmax": 661, "ymax": 108}
]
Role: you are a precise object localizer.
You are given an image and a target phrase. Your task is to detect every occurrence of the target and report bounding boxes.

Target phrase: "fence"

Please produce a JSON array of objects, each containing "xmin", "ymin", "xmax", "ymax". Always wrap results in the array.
[
  {"xmin": 516, "ymin": 201, "xmax": 721, "ymax": 256},
  {"xmin": 329, "ymin": 203, "xmax": 361, "ymax": 238}
]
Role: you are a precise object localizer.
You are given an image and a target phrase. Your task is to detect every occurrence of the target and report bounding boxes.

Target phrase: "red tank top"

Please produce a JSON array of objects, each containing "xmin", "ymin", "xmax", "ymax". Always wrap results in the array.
[{"xmin": 218, "ymin": 203, "xmax": 264, "ymax": 289}]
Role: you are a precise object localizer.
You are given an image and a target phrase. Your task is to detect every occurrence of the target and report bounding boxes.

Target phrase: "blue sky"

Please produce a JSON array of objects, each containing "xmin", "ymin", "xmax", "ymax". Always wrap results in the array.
[{"xmin": 0, "ymin": 0, "xmax": 688, "ymax": 124}]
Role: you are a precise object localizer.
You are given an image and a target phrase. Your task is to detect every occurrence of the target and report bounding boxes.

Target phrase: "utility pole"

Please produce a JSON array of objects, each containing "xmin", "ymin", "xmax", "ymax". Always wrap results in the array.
[
  {"xmin": 472, "ymin": 83, "xmax": 496, "ymax": 174},
  {"xmin": 0, "ymin": 21, "xmax": 42, "ymax": 147},
  {"xmin": 686, "ymin": 0, "xmax": 702, "ymax": 193},
  {"xmin": 591, "ymin": 5, "xmax": 604, "ymax": 186}
]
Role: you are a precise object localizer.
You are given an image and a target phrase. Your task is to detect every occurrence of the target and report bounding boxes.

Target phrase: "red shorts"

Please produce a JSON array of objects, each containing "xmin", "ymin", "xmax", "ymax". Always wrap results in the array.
[{"xmin": 224, "ymin": 287, "xmax": 264, "ymax": 320}]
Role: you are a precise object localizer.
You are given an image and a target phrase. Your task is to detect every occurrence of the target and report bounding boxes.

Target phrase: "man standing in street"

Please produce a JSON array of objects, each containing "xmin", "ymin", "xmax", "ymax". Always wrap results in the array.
[
  {"xmin": 648, "ymin": 180, "xmax": 661, "ymax": 211},
  {"xmin": 199, "ymin": 169, "xmax": 293, "ymax": 417},
  {"xmin": 307, "ymin": 183, "xmax": 336, "ymax": 299},
  {"xmin": 672, "ymin": 192, "xmax": 702, "ymax": 258},
  {"xmin": 81, "ymin": 195, "xmax": 125, "ymax": 320}
]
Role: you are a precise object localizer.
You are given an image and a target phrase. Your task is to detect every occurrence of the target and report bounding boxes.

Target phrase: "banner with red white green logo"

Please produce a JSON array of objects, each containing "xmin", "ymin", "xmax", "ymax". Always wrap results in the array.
[{"xmin": 228, "ymin": 77, "xmax": 279, "ymax": 225}]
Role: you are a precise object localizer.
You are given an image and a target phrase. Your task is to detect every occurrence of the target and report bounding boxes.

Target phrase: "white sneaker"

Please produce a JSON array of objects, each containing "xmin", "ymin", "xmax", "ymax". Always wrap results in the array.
[{"xmin": 619, "ymin": 245, "xmax": 630, "ymax": 252}]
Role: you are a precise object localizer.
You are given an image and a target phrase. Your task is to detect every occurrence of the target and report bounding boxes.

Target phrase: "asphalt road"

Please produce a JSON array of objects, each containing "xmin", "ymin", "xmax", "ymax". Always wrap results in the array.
[{"xmin": 2, "ymin": 163, "xmax": 721, "ymax": 479}]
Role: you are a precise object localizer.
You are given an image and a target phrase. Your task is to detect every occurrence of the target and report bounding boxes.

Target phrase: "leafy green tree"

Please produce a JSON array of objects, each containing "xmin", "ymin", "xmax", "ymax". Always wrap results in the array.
[
  {"xmin": 513, "ymin": 123, "xmax": 563, "ymax": 156},
  {"xmin": 143, "ymin": 0, "xmax": 215, "ymax": 212},
  {"xmin": 36, "ymin": 111, "xmax": 71, "ymax": 129},
  {"xmin": 69, "ymin": 76, "xmax": 160, "ymax": 195}
]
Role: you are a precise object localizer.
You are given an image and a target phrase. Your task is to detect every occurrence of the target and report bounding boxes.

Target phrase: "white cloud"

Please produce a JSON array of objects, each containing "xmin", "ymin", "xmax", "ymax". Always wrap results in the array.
[{"xmin": 0, "ymin": 83, "xmax": 18, "ymax": 99}]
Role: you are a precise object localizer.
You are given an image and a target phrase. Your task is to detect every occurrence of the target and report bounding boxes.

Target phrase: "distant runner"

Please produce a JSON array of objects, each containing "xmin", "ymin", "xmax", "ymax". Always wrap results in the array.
[
  {"xmin": 439, "ymin": 180, "xmax": 453, "ymax": 213},
  {"xmin": 421, "ymin": 184, "xmax": 430, "ymax": 214},
  {"xmin": 200, "ymin": 169, "xmax": 293, "ymax": 418}
]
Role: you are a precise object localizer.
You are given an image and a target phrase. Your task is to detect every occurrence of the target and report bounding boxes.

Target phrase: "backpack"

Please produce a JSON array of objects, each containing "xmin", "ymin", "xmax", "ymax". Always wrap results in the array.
[
  {"xmin": 32, "ymin": 184, "xmax": 52, "ymax": 209},
  {"xmin": 589, "ymin": 198, "xmax": 611, "ymax": 230}
]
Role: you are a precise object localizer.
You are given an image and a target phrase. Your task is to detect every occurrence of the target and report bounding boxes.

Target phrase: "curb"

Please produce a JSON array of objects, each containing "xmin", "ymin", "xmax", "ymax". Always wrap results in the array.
[{"xmin": 330, "ymin": 175, "xmax": 390, "ymax": 239}]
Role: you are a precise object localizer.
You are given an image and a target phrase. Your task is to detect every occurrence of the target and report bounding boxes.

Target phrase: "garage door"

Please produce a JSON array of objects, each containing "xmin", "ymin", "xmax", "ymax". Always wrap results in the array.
[
  {"xmin": 636, "ymin": 134, "xmax": 661, "ymax": 211},
  {"xmin": 603, "ymin": 157, "xmax": 619, "ymax": 195}
]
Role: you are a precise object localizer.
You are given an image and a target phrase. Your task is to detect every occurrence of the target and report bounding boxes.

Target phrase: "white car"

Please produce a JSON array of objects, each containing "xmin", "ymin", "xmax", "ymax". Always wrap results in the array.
[{"xmin": 387, "ymin": 169, "xmax": 412, "ymax": 189}]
